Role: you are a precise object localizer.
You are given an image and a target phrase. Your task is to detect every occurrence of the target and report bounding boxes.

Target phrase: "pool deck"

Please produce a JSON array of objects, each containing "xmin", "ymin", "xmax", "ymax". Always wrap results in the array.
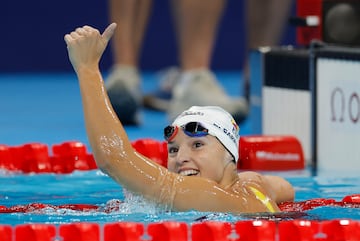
[{"xmin": 0, "ymin": 71, "xmax": 248, "ymax": 146}]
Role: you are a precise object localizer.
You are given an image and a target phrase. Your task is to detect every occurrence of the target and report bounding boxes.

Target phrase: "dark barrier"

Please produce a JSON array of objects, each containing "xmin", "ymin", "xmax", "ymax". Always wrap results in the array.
[{"xmin": 1, "ymin": 1, "xmax": 295, "ymax": 72}]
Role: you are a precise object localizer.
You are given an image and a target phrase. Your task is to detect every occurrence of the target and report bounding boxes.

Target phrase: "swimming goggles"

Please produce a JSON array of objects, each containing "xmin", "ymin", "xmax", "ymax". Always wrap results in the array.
[{"xmin": 164, "ymin": 122, "xmax": 209, "ymax": 141}]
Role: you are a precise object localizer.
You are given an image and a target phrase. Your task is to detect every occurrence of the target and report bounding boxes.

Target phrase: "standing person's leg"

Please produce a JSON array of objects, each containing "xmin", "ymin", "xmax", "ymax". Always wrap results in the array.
[
  {"xmin": 171, "ymin": 0, "xmax": 225, "ymax": 70},
  {"xmin": 109, "ymin": 0, "xmax": 152, "ymax": 66},
  {"xmin": 168, "ymin": 0, "xmax": 249, "ymax": 123},
  {"xmin": 106, "ymin": 0, "xmax": 152, "ymax": 125},
  {"xmin": 244, "ymin": 0, "xmax": 293, "ymax": 99}
]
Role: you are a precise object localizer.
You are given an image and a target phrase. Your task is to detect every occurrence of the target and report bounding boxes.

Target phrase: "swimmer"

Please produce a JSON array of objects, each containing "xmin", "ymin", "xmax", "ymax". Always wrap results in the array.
[{"xmin": 64, "ymin": 23, "xmax": 294, "ymax": 213}]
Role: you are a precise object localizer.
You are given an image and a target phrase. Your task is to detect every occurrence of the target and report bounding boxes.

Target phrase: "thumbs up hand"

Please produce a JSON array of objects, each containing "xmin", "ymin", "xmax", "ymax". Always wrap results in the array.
[{"xmin": 64, "ymin": 23, "xmax": 117, "ymax": 73}]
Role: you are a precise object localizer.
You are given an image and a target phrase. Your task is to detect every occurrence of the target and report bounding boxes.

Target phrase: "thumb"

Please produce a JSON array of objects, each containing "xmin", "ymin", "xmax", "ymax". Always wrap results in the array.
[{"xmin": 102, "ymin": 23, "xmax": 117, "ymax": 43}]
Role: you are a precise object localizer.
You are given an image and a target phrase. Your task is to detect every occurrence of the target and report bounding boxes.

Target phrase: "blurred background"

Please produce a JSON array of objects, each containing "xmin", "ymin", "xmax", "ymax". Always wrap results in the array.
[{"xmin": 1, "ymin": 0, "xmax": 296, "ymax": 73}]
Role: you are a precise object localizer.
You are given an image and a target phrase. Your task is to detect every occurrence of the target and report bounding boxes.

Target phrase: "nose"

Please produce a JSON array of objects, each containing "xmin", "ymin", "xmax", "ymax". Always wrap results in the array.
[{"xmin": 175, "ymin": 145, "xmax": 191, "ymax": 165}]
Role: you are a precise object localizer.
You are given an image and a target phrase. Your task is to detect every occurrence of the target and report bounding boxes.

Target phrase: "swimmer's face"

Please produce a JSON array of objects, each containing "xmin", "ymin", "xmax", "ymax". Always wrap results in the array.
[{"xmin": 167, "ymin": 130, "xmax": 233, "ymax": 184}]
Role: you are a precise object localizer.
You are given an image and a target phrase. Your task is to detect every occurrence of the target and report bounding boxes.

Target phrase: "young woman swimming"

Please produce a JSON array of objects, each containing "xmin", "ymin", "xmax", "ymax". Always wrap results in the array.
[{"xmin": 64, "ymin": 23, "xmax": 294, "ymax": 213}]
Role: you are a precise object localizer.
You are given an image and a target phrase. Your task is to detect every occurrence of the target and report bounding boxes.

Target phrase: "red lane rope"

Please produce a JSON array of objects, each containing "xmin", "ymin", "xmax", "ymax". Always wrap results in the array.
[
  {"xmin": 1, "ymin": 219, "xmax": 360, "ymax": 241},
  {"xmin": 0, "ymin": 142, "xmax": 98, "ymax": 174},
  {"xmin": 278, "ymin": 195, "xmax": 360, "ymax": 212},
  {"xmin": 1, "ymin": 194, "xmax": 360, "ymax": 214},
  {"xmin": 0, "ymin": 140, "xmax": 167, "ymax": 174},
  {"xmin": 0, "ymin": 203, "xmax": 100, "ymax": 213}
]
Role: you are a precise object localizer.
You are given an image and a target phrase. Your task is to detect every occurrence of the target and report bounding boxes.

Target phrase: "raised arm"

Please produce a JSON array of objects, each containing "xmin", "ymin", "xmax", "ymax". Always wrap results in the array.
[{"xmin": 64, "ymin": 24, "xmax": 171, "ymax": 198}]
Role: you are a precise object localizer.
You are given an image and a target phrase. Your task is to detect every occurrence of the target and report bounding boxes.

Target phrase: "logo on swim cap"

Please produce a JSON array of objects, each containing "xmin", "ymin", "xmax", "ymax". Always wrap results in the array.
[{"xmin": 178, "ymin": 110, "xmax": 205, "ymax": 117}]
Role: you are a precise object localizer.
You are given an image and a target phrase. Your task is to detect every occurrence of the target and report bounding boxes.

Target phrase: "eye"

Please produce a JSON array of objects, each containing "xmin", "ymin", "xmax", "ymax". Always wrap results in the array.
[
  {"xmin": 168, "ymin": 146, "xmax": 178, "ymax": 154},
  {"xmin": 193, "ymin": 141, "xmax": 204, "ymax": 148}
]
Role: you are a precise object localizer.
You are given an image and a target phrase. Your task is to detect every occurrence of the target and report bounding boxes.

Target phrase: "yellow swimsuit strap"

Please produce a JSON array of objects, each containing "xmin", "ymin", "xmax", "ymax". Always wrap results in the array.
[{"xmin": 249, "ymin": 186, "xmax": 276, "ymax": 213}]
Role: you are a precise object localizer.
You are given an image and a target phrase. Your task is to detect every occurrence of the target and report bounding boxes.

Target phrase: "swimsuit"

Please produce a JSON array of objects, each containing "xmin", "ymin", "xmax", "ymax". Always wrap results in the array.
[{"xmin": 249, "ymin": 186, "xmax": 276, "ymax": 213}]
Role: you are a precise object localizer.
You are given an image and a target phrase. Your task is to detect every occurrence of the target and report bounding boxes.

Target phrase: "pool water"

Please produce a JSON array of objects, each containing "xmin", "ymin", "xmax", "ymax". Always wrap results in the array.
[{"xmin": 1, "ymin": 169, "xmax": 360, "ymax": 225}]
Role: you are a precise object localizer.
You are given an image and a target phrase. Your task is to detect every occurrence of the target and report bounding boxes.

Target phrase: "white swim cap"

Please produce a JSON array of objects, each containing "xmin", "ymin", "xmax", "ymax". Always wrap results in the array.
[{"xmin": 171, "ymin": 106, "xmax": 240, "ymax": 162}]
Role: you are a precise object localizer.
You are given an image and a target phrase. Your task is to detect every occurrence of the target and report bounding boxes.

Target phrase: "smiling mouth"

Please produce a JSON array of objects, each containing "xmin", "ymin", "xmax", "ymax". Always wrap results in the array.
[{"xmin": 179, "ymin": 169, "xmax": 199, "ymax": 176}]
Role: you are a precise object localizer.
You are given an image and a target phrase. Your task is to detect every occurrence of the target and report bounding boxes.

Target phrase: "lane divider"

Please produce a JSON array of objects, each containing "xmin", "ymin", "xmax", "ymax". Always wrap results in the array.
[
  {"xmin": 0, "ymin": 142, "xmax": 96, "ymax": 174},
  {"xmin": 1, "ymin": 219, "xmax": 360, "ymax": 241}
]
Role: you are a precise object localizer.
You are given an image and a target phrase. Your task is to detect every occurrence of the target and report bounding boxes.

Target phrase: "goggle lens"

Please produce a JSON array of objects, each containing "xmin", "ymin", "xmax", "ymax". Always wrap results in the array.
[{"xmin": 164, "ymin": 122, "xmax": 208, "ymax": 141}]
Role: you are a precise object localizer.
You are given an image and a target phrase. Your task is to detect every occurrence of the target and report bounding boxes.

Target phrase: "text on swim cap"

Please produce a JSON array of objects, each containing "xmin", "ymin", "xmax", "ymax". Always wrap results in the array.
[{"xmin": 213, "ymin": 123, "xmax": 238, "ymax": 145}]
